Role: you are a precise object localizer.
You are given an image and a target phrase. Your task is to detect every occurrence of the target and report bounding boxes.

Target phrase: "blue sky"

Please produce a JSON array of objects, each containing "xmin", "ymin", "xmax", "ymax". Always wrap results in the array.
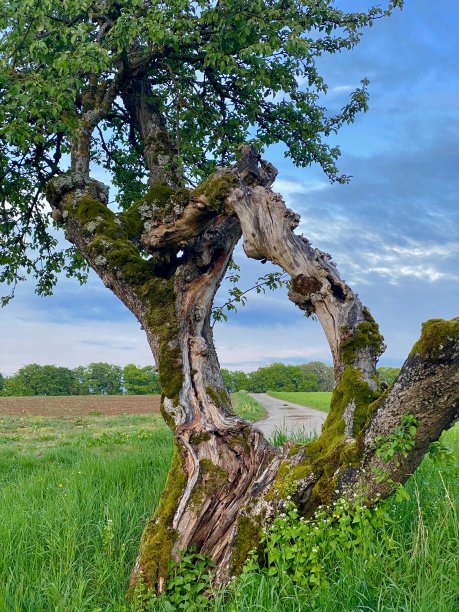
[{"xmin": 1, "ymin": 0, "xmax": 458, "ymax": 376}]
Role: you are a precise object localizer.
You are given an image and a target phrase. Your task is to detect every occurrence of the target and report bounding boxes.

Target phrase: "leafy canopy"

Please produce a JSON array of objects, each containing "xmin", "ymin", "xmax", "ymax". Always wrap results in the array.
[{"xmin": 0, "ymin": 0, "xmax": 403, "ymax": 300}]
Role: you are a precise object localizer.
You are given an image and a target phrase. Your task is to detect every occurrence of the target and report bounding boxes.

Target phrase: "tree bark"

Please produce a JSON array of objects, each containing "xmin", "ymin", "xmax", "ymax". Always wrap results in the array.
[{"xmin": 46, "ymin": 150, "xmax": 459, "ymax": 593}]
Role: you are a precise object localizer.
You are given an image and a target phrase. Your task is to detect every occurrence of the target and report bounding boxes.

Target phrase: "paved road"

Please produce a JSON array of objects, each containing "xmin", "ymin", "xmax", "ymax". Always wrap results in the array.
[{"xmin": 251, "ymin": 393, "xmax": 326, "ymax": 439}]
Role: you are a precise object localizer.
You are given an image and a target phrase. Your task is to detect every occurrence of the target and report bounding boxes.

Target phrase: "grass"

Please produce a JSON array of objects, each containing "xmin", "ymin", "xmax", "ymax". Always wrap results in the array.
[
  {"xmin": 0, "ymin": 413, "xmax": 173, "ymax": 611},
  {"xmin": 231, "ymin": 391, "xmax": 267, "ymax": 421},
  {"xmin": 0, "ymin": 410, "xmax": 457, "ymax": 611},
  {"xmin": 270, "ymin": 425, "xmax": 318, "ymax": 447},
  {"xmin": 268, "ymin": 391, "xmax": 332, "ymax": 412}
]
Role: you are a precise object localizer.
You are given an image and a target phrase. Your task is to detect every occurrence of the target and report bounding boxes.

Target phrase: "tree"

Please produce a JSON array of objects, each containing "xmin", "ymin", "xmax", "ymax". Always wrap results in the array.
[
  {"xmin": 377, "ymin": 366, "xmax": 401, "ymax": 387},
  {"xmin": 123, "ymin": 363, "xmax": 161, "ymax": 394},
  {"xmin": 249, "ymin": 362, "xmax": 319, "ymax": 392},
  {"xmin": 301, "ymin": 361, "xmax": 335, "ymax": 391},
  {"xmin": 220, "ymin": 368, "xmax": 236, "ymax": 392},
  {"xmin": 82, "ymin": 362, "xmax": 123, "ymax": 395},
  {"xmin": 1, "ymin": 363, "xmax": 79, "ymax": 396},
  {"xmin": 1, "ymin": 0, "xmax": 458, "ymax": 595},
  {"xmin": 0, "ymin": 372, "xmax": 4, "ymax": 392}
]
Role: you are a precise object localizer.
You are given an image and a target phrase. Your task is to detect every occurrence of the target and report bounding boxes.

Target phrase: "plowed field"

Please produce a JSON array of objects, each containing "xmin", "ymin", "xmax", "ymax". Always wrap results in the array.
[{"xmin": 0, "ymin": 395, "xmax": 161, "ymax": 416}]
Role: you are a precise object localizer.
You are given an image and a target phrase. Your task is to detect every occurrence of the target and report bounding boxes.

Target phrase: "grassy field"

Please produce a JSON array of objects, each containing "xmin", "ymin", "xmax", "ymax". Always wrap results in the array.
[
  {"xmin": 0, "ymin": 397, "xmax": 457, "ymax": 611},
  {"xmin": 231, "ymin": 390, "xmax": 267, "ymax": 421},
  {"xmin": 0, "ymin": 412, "xmax": 172, "ymax": 611},
  {"xmin": 268, "ymin": 391, "xmax": 332, "ymax": 412}
]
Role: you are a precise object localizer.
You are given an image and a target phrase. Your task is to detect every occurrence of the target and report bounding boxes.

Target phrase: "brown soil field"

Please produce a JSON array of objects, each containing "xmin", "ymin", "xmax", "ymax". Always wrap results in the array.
[{"xmin": 0, "ymin": 395, "xmax": 162, "ymax": 416}]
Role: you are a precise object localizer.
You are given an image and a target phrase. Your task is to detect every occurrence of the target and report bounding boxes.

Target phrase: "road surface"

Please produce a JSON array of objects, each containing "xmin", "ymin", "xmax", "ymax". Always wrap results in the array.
[{"xmin": 250, "ymin": 393, "xmax": 326, "ymax": 439}]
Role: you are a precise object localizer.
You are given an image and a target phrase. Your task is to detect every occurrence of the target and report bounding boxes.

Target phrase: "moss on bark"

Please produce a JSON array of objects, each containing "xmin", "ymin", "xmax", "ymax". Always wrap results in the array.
[
  {"xmin": 231, "ymin": 515, "xmax": 262, "ymax": 575},
  {"xmin": 72, "ymin": 192, "xmax": 184, "ymax": 411},
  {"xmin": 410, "ymin": 318, "xmax": 459, "ymax": 359},
  {"xmin": 136, "ymin": 449, "xmax": 187, "ymax": 589},
  {"xmin": 267, "ymin": 367, "xmax": 379, "ymax": 508},
  {"xmin": 194, "ymin": 173, "xmax": 237, "ymax": 210},
  {"xmin": 340, "ymin": 307, "xmax": 385, "ymax": 365}
]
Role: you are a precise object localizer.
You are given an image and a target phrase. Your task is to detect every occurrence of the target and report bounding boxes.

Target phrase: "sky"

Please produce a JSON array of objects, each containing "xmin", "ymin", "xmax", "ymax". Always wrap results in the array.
[{"xmin": 1, "ymin": 0, "xmax": 458, "ymax": 376}]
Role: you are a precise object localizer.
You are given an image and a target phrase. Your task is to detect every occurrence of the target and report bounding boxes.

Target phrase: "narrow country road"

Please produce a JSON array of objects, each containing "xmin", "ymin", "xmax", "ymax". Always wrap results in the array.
[{"xmin": 250, "ymin": 393, "xmax": 326, "ymax": 439}]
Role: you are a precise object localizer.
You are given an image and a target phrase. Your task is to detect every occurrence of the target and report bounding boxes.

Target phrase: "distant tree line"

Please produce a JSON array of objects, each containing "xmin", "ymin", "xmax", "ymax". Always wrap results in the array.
[
  {"xmin": 221, "ymin": 361, "xmax": 335, "ymax": 393},
  {"xmin": 0, "ymin": 363, "xmax": 160, "ymax": 396},
  {"xmin": 0, "ymin": 362, "xmax": 400, "ymax": 397},
  {"xmin": 222, "ymin": 363, "xmax": 400, "ymax": 393}
]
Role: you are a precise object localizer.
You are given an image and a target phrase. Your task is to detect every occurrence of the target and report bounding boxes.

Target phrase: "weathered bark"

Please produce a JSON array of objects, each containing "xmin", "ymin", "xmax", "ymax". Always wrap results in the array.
[
  {"xmin": 122, "ymin": 79, "xmax": 180, "ymax": 188},
  {"xmin": 47, "ymin": 149, "xmax": 459, "ymax": 593}
]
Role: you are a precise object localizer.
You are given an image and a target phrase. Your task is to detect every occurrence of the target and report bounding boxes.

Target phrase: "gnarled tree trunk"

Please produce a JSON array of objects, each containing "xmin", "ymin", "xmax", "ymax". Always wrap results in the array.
[{"xmin": 47, "ymin": 145, "xmax": 459, "ymax": 592}]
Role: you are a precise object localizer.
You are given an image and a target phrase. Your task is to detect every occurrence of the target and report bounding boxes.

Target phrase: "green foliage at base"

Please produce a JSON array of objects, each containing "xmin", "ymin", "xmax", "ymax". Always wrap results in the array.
[
  {"xmin": 225, "ymin": 424, "xmax": 458, "ymax": 610},
  {"xmin": 243, "ymin": 497, "xmax": 391, "ymax": 590},
  {"xmin": 132, "ymin": 547, "xmax": 215, "ymax": 612}
]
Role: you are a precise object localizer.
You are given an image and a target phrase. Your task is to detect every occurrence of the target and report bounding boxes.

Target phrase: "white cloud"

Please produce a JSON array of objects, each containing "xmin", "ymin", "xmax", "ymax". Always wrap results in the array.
[
  {"xmin": 329, "ymin": 85, "xmax": 356, "ymax": 94},
  {"xmin": 0, "ymin": 315, "xmax": 153, "ymax": 376},
  {"xmin": 215, "ymin": 321, "xmax": 330, "ymax": 372},
  {"xmin": 275, "ymin": 179, "xmax": 329, "ymax": 197}
]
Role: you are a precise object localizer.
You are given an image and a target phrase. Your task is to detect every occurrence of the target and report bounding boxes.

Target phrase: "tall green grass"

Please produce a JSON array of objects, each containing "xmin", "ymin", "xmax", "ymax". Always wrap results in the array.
[
  {"xmin": 0, "ymin": 414, "xmax": 457, "ymax": 611},
  {"xmin": 268, "ymin": 391, "xmax": 332, "ymax": 412},
  {"xmin": 0, "ymin": 414, "xmax": 173, "ymax": 611}
]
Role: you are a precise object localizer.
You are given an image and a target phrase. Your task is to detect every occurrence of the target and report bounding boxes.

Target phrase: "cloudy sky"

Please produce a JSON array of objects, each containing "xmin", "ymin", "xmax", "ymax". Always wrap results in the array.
[{"xmin": 1, "ymin": 0, "xmax": 458, "ymax": 376}]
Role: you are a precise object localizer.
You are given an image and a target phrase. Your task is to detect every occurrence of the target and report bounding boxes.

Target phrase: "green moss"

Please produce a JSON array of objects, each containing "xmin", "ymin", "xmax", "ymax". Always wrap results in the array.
[
  {"xmin": 160, "ymin": 399, "xmax": 176, "ymax": 430},
  {"xmin": 206, "ymin": 386, "xmax": 220, "ymax": 407},
  {"xmin": 73, "ymin": 190, "xmax": 184, "ymax": 415},
  {"xmin": 226, "ymin": 428, "xmax": 252, "ymax": 453},
  {"xmin": 120, "ymin": 200, "xmax": 145, "ymax": 239},
  {"xmin": 137, "ymin": 449, "xmax": 187, "ymax": 589},
  {"xmin": 287, "ymin": 442, "xmax": 303, "ymax": 457},
  {"xmin": 231, "ymin": 515, "xmax": 262, "ymax": 575},
  {"xmin": 140, "ymin": 277, "xmax": 183, "ymax": 405},
  {"xmin": 309, "ymin": 368, "xmax": 378, "ymax": 455},
  {"xmin": 143, "ymin": 184, "xmax": 191, "ymax": 222},
  {"xmin": 206, "ymin": 385, "xmax": 231, "ymax": 410},
  {"xmin": 410, "ymin": 318, "xmax": 459, "ymax": 359},
  {"xmin": 190, "ymin": 459, "xmax": 228, "ymax": 508},
  {"xmin": 268, "ymin": 367, "xmax": 379, "ymax": 509},
  {"xmin": 142, "ymin": 183, "xmax": 176, "ymax": 207},
  {"xmin": 340, "ymin": 308, "xmax": 385, "ymax": 366},
  {"xmin": 189, "ymin": 431, "xmax": 211, "ymax": 445},
  {"xmin": 75, "ymin": 195, "xmax": 115, "ymax": 225},
  {"xmin": 194, "ymin": 173, "xmax": 237, "ymax": 210},
  {"xmin": 267, "ymin": 460, "xmax": 313, "ymax": 500}
]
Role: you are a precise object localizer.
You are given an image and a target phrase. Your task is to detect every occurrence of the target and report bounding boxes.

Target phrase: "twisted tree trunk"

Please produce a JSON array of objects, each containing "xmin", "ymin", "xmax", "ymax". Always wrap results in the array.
[{"xmin": 47, "ymin": 149, "xmax": 459, "ymax": 592}]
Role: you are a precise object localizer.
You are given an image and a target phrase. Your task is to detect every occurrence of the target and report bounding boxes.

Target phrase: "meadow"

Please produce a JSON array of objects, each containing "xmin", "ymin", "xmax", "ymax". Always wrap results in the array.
[
  {"xmin": 268, "ymin": 391, "xmax": 332, "ymax": 412},
  {"xmin": 0, "ymin": 393, "xmax": 457, "ymax": 611}
]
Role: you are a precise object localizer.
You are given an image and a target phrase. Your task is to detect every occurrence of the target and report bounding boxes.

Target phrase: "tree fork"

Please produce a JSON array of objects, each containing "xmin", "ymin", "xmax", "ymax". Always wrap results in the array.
[{"xmin": 46, "ymin": 156, "xmax": 459, "ymax": 593}]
